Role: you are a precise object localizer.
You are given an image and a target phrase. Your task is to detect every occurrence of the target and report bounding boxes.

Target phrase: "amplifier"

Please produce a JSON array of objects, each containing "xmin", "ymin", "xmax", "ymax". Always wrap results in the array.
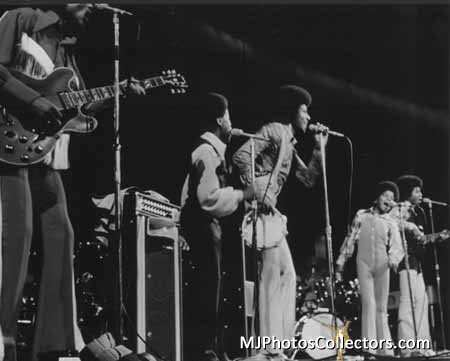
[
  {"xmin": 123, "ymin": 190, "xmax": 182, "ymax": 361},
  {"xmin": 135, "ymin": 191, "xmax": 180, "ymax": 222}
]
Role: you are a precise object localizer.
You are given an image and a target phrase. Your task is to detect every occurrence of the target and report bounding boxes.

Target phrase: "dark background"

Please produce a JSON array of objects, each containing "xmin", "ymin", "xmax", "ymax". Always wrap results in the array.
[{"xmin": 3, "ymin": 2, "xmax": 450, "ymax": 352}]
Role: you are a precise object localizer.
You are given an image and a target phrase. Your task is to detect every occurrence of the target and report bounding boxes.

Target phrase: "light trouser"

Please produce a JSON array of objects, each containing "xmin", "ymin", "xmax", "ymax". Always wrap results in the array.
[
  {"xmin": 0, "ymin": 165, "xmax": 84, "ymax": 361},
  {"xmin": 398, "ymin": 269, "xmax": 432, "ymax": 356},
  {"xmin": 258, "ymin": 238, "xmax": 296, "ymax": 355},
  {"xmin": 357, "ymin": 260, "xmax": 394, "ymax": 356}
]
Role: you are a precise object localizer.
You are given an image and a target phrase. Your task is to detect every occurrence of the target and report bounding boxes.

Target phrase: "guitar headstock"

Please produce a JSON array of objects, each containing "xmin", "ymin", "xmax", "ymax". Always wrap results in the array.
[
  {"xmin": 424, "ymin": 229, "xmax": 450, "ymax": 245},
  {"xmin": 161, "ymin": 69, "xmax": 188, "ymax": 94},
  {"xmin": 439, "ymin": 229, "xmax": 450, "ymax": 240}
]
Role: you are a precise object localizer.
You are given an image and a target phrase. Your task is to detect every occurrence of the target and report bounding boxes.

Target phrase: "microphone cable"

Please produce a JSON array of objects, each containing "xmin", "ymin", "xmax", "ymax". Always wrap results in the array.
[
  {"xmin": 344, "ymin": 136, "xmax": 354, "ymax": 231},
  {"xmin": 125, "ymin": 16, "xmax": 142, "ymax": 96}
]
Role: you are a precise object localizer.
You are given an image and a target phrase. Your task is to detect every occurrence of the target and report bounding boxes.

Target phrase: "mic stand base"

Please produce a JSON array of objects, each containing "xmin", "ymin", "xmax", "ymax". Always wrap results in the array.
[{"xmin": 427, "ymin": 203, "xmax": 447, "ymax": 349}]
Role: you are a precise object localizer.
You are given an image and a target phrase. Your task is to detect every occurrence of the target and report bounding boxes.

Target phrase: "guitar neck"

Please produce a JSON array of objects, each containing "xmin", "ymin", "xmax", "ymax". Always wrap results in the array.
[
  {"xmin": 60, "ymin": 76, "xmax": 166, "ymax": 109},
  {"xmin": 423, "ymin": 231, "xmax": 447, "ymax": 244}
]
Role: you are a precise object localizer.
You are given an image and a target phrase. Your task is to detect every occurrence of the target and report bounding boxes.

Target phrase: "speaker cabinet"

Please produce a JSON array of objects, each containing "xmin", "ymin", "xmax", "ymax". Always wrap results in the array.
[
  {"xmin": 144, "ymin": 243, "xmax": 177, "ymax": 361},
  {"xmin": 123, "ymin": 192, "xmax": 182, "ymax": 361}
]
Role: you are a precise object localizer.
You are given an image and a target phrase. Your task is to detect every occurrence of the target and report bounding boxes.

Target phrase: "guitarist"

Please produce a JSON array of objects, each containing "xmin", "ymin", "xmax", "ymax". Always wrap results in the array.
[
  {"xmin": 0, "ymin": 5, "xmax": 144, "ymax": 361},
  {"xmin": 393, "ymin": 175, "xmax": 435, "ymax": 357}
]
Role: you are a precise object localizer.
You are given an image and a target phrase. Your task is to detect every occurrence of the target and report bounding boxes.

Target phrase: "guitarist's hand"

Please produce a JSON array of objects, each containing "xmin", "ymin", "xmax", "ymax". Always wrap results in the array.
[
  {"xmin": 121, "ymin": 77, "xmax": 146, "ymax": 96},
  {"xmin": 30, "ymin": 96, "xmax": 62, "ymax": 131}
]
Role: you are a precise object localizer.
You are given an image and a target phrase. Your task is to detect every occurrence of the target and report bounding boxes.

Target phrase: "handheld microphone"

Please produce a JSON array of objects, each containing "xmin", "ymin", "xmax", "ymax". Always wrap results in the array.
[
  {"xmin": 230, "ymin": 128, "xmax": 271, "ymax": 142},
  {"xmin": 422, "ymin": 197, "xmax": 448, "ymax": 207},
  {"xmin": 308, "ymin": 123, "xmax": 345, "ymax": 138},
  {"xmin": 91, "ymin": 3, "xmax": 133, "ymax": 16},
  {"xmin": 389, "ymin": 201, "xmax": 411, "ymax": 208}
]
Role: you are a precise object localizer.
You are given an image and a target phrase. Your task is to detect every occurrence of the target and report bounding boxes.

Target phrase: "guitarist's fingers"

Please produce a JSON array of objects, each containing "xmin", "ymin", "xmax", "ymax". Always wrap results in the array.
[
  {"xmin": 131, "ymin": 82, "xmax": 146, "ymax": 95},
  {"xmin": 49, "ymin": 107, "xmax": 63, "ymax": 125},
  {"xmin": 121, "ymin": 77, "xmax": 146, "ymax": 95}
]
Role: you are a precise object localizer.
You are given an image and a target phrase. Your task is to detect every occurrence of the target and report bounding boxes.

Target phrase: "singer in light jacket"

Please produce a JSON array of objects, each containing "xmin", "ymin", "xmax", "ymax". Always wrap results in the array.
[
  {"xmin": 232, "ymin": 85, "xmax": 327, "ymax": 356},
  {"xmin": 336, "ymin": 181, "xmax": 404, "ymax": 356}
]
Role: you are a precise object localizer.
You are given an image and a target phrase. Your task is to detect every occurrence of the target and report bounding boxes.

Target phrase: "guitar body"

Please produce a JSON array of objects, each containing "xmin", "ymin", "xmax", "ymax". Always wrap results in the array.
[
  {"xmin": 0, "ymin": 67, "xmax": 187, "ymax": 165},
  {"xmin": 0, "ymin": 68, "xmax": 97, "ymax": 165}
]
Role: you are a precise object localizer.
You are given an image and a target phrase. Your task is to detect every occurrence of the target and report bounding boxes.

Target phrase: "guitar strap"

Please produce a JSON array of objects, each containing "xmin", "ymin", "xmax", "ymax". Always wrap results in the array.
[{"xmin": 19, "ymin": 32, "xmax": 54, "ymax": 76}]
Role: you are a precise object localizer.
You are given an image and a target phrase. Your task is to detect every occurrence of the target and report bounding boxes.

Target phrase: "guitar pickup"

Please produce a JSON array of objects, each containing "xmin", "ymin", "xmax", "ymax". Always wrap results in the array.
[{"xmin": 4, "ymin": 144, "xmax": 14, "ymax": 153}]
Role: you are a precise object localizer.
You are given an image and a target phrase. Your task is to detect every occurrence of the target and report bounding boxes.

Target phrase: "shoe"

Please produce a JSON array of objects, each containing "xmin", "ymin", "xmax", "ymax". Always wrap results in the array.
[
  {"xmin": 216, "ymin": 351, "xmax": 232, "ymax": 361},
  {"xmin": 201, "ymin": 350, "xmax": 220, "ymax": 361},
  {"xmin": 422, "ymin": 350, "xmax": 436, "ymax": 357},
  {"xmin": 263, "ymin": 352, "xmax": 291, "ymax": 361},
  {"xmin": 37, "ymin": 350, "xmax": 79, "ymax": 361}
]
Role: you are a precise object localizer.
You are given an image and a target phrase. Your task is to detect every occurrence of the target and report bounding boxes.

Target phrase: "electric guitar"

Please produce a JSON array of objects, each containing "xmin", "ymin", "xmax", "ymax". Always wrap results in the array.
[
  {"xmin": 421, "ymin": 229, "xmax": 450, "ymax": 245},
  {"xmin": 0, "ymin": 67, "xmax": 188, "ymax": 165}
]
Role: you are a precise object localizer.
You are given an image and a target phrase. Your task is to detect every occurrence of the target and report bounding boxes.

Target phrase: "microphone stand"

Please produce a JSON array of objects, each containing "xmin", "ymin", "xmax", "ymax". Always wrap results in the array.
[
  {"xmin": 250, "ymin": 137, "xmax": 260, "ymax": 341},
  {"xmin": 426, "ymin": 202, "xmax": 447, "ymax": 349},
  {"xmin": 318, "ymin": 134, "xmax": 337, "ymax": 331},
  {"xmin": 112, "ymin": 10, "xmax": 124, "ymax": 344},
  {"xmin": 398, "ymin": 206, "xmax": 418, "ymax": 343}
]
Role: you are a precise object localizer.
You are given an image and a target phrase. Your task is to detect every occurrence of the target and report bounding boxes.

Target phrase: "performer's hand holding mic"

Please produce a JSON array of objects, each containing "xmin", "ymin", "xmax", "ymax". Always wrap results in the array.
[
  {"xmin": 242, "ymin": 184, "xmax": 256, "ymax": 201},
  {"xmin": 308, "ymin": 123, "xmax": 345, "ymax": 138}
]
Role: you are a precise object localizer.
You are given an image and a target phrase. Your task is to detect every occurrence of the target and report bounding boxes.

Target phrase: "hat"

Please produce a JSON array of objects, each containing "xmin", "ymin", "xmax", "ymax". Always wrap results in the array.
[
  {"xmin": 375, "ymin": 181, "xmax": 399, "ymax": 202},
  {"xmin": 396, "ymin": 175, "xmax": 423, "ymax": 201}
]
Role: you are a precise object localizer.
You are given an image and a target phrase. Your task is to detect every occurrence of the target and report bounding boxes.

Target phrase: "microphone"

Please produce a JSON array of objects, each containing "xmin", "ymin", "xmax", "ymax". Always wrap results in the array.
[
  {"xmin": 308, "ymin": 123, "xmax": 345, "ymax": 138},
  {"xmin": 422, "ymin": 197, "xmax": 448, "ymax": 207},
  {"xmin": 389, "ymin": 201, "xmax": 411, "ymax": 208},
  {"xmin": 91, "ymin": 3, "xmax": 133, "ymax": 16},
  {"xmin": 230, "ymin": 128, "xmax": 271, "ymax": 142}
]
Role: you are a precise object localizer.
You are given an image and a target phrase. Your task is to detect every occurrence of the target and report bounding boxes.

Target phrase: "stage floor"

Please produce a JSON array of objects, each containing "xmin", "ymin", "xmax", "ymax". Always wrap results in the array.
[
  {"xmin": 292, "ymin": 353, "xmax": 450, "ymax": 361},
  {"xmin": 239, "ymin": 351, "xmax": 450, "ymax": 361}
]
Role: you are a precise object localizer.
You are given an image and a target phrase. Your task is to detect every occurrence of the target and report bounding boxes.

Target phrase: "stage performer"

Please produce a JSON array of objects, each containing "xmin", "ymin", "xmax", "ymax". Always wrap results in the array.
[
  {"xmin": 393, "ymin": 175, "xmax": 435, "ymax": 357},
  {"xmin": 0, "ymin": 5, "xmax": 144, "ymax": 361},
  {"xmin": 232, "ymin": 84, "xmax": 327, "ymax": 357},
  {"xmin": 180, "ymin": 92, "xmax": 254, "ymax": 361},
  {"xmin": 336, "ymin": 181, "xmax": 404, "ymax": 356}
]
